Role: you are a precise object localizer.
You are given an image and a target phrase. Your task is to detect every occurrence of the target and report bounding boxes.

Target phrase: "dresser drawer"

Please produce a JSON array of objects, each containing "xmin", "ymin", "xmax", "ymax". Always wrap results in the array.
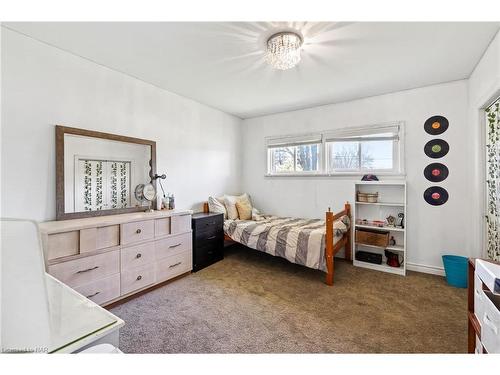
[
  {"xmin": 475, "ymin": 273, "xmax": 486, "ymax": 324},
  {"xmin": 74, "ymin": 273, "xmax": 120, "ymax": 306},
  {"xmin": 171, "ymin": 214, "xmax": 191, "ymax": 234},
  {"xmin": 80, "ymin": 225, "xmax": 120, "ymax": 253},
  {"xmin": 120, "ymin": 263, "xmax": 155, "ymax": 295},
  {"xmin": 155, "ymin": 217, "xmax": 171, "ymax": 238},
  {"xmin": 46, "ymin": 230, "xmax": 79, "ymax": 260},
  {"xmin": 121, "ymin": 240, "xmax": 155, "ymax": 272},
  {"xmin": 475, "ymin": 335, "xmax": 483, "ymax": 354},
  {"xmin": 156, "ymin": 250, "xmax": 192, "ymax": 282},
  {"xmin": 48, "ymin": 250, "xmax": 120, "ymax": 288},
  {"xmin": 155, "ymin": 232, "xmax": 192, "ymax": 260},
  {"xmin": 481, "ymin": 290, "xmax": 500, "ymax": 353},
  {"xmin": 121, "ymin": 220, "xmax": 155, "ymax": 245}
]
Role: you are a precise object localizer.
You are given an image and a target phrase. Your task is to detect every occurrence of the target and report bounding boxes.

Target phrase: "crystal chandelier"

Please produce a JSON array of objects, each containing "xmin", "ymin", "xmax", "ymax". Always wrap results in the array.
[{"xmin": 265, "ymin": 32, "xmax": 303, "ymax": 70}]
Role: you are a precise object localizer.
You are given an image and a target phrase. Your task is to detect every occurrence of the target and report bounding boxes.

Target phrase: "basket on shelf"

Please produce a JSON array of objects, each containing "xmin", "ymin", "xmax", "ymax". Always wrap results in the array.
[
  {"xmin": 357, "ymin": 191, "xmax": 379, "ymax": 203},
  {"xmin": 355, "ymin": 228, "xmax": 389, "ymax": 248}
]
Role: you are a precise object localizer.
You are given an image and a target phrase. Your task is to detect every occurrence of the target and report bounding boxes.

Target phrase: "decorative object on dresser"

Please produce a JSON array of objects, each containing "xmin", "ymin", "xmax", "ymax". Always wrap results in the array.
[
  {"xmin": 468, "ymin": 258, "xmax": 500, "ymax": 354},
  {"xmin": 39, "ymin": 210, "xmax": 193, "ymax": 307},
  {"xmin": 134, "ymin": 183, "xmax": 157, "ymax": 212},
  {"xmin": 353, "ymin": 181, "xmax": 407, "ymax": 275},
  {"xmin": 192, "ymin": 212, "xmax": 224, "ymax": 272},
  {"xmin": 55, "ymin": 125, "xmax": 157, "ymax": 220}
]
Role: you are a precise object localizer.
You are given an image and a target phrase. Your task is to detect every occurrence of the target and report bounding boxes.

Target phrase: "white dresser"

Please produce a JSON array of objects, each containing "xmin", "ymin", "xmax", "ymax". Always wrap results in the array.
[
  {"xmin": 39, "ymin": 209, "xmax": 193, "ymax": 306},
  {"xmin": 469, "ymin": 259, "xmax": 500, "ymax": 354}
]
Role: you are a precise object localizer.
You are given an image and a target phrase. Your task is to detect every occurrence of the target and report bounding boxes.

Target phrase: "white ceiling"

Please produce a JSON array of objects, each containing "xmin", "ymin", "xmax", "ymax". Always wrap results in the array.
[{"xmin": 4, "ymin": 22, "xmax": 499, "ymax": 118}]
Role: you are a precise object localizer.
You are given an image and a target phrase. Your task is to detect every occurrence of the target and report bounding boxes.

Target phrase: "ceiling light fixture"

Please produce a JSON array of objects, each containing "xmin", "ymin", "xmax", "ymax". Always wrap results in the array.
[{"xmin": 265, "ymin": 32, "xmax": 303, "ymax": 70}]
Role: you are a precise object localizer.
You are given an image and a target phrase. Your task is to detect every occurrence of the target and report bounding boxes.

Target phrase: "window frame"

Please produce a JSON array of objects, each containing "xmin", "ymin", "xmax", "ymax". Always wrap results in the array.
[
  {"xmin": 267, "ymin": 142, "xmax": 323, "ymax": 175},
  {"xmin": 265, "ymin": 122, "xmax": 405, "ymax": 177}
]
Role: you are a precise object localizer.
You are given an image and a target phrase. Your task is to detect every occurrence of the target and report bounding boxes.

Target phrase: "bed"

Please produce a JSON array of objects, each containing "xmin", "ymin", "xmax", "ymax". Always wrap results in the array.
[{"xmin": 203, "ymin": 202, "xmax": 352, "ymax": 286}]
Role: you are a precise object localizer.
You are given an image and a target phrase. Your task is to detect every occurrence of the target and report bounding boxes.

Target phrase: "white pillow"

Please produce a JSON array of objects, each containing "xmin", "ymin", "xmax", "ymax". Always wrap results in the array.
[
  {"xmin": 251, "ymin": 207, "xmax": 262, "ymax": 220},
  {"xmin": 208, "ymin": 196, "xmax": 227, "ymax": 219},
  {"xmin": 224, "ymin": 193, "xmax": 251, "ymax": 220}
]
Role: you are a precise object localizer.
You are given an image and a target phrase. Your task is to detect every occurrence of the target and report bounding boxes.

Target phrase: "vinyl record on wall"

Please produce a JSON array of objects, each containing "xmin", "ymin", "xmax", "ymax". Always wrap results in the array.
[
  {"xmin": 423, "ymin": 163, "xmax": 449, "ymax": 182},
  {"xmin": 424, "ymin": 115, "xmax": 449, "ymax": 135},
  {"xmin": 423, "ymin": 186, "xmax": 449, "ymax": 206},
  {"xmin": 424, "ymin": 139, "xmax": 449, "ymax": 158}
]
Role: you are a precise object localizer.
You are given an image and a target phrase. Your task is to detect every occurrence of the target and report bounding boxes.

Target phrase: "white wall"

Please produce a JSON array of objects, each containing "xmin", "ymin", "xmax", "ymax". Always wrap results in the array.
[
  {"xmin": 1, "ymin": 25, "xmax": 497, "ymax": 275},
  {"xmin": 468, "ymin": 30, "xmax": 500, "ymax": 258},
  {"xmin": 242, "ymin": 80, "xmax": 472, "ymax": 273},
  {"xmin": 1, "ymin": 28, "xmax": 242, "ymax": 221}
]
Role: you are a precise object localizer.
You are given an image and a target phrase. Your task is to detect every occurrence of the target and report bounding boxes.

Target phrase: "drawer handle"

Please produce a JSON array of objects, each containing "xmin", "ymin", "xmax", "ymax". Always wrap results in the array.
[
  {"xmin": 206, "ymin": 222, "xmax": 216, "ymax": 226},
  {"xmin": 483, "ymin": 313, "xmax": 499, "ymax": 334},
  {"xmin": 76, "ymin": 266, "xmax": 99, "ymax": 274},
  {"xmin": 86, "ymin": 291, "xmax": 100, "ymax": 298},
  {"xmin": 169, "ymin": 243, "xmax": 182, "ymax": 248},
  {"xmin": 207, "ymin": 250, "xmax": 214, "ymax": 255},
  {"xmin": 136, "ymin": 229, "xmax": 142, "ymax": 234},
  {"xmin": 136, "ymin": 275, "xmax": 142, "ymax": 281},
  {"xmin": 169, "ymin": 261, "xmax": 182, "ymax": 268},
  {"xmin": 207, "ymin": 235, "xmax": 217, "ymax": 240},
  {"xmin": 136, "ymin": 253, "xmax": 142, "ymax": 259}
]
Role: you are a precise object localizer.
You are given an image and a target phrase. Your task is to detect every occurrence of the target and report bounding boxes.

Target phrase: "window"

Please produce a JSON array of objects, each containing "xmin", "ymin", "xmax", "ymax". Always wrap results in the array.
[
  {"xmin": 266, "ymin": 124, "xmax": 403, "ymax": 176},
  {"xmin": 326, "ymin": 126, "xmax": 400, "ymax": 173},
  {"xmin": 267, "ymin": 134, "xmax": 322, "ymax": 174}
]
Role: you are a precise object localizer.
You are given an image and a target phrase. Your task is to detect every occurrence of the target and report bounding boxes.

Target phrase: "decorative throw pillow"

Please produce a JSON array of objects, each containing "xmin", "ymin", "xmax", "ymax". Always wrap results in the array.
[
  {"xmin": 224, "ymin": 193, "xmax": 251, "ymax": 220},
  {"xmin": 208, "ymin": 196, "xmax": 227, "ymax": 219},
  {"xmin": 236, "ymin": 198, "xmax": 252, "ymax": 220}
]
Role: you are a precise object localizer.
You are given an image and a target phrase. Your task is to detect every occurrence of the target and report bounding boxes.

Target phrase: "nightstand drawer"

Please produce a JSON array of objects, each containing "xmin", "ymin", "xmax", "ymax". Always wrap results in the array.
[
  {"xmin": 196, "ymin": 232, "xmax": 224, "ymax": 248},
  {"xmin": 193, "ymin": 241, "xmax": 223, "ymax": 272},
  {"xmin": 194, "ymin": 215, "xmax": 223, "ymax": 231}
]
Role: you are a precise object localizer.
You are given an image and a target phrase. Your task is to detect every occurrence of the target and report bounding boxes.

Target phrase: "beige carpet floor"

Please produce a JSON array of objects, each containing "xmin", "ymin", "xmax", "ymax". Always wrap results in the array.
[{"xmin": 110, "ymin": 245, "xmax": 467, "ymax": 353}]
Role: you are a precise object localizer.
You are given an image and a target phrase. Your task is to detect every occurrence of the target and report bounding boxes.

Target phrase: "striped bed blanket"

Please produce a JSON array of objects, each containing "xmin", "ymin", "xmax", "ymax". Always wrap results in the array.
[{"xmin": 224, "ymin": 215, "xmax": 350, "ymax": 272}]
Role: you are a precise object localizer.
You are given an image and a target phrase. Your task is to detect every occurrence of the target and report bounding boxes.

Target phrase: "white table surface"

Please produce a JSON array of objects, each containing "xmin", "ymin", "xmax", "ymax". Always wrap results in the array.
[
  {"xmin": 2, "ymin": 219, "xmax": 125, "ymax": 353},
  {"xmin": 45, "ymin": 274, "xmax": 124, "ymax": 353}
]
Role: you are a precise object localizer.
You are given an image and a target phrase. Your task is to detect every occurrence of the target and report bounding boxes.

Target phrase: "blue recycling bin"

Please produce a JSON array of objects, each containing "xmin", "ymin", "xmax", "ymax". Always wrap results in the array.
[{"xmin": 442, "ymin": 255, "xmax": 468, "ymax": 288}]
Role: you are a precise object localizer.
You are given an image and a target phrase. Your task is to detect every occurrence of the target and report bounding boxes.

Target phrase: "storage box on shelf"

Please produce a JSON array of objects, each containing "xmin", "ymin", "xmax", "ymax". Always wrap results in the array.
[
  {"xmin": 468, "ymin": 258, "xmax": 500, "ymax": 354},
  {"xmin": 39, "ymin": 209, "xmax": 193, "ymax": 306},
  {"xmin": 353, "ymin": 181, "xmax": 406, "ymax": 276}
]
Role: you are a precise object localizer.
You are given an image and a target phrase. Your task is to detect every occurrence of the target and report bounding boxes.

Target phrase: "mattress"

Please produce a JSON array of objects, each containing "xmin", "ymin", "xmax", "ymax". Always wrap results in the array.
[{"xmin": 224, "ymin": 215, "xmax": 349, "ymax": 272}]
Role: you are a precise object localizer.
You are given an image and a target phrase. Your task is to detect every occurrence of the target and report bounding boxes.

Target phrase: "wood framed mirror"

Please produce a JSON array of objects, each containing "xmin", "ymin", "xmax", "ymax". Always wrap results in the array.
[{"xmin": 55, "ymin": 125, "xmax": 157, "ymax": 220}]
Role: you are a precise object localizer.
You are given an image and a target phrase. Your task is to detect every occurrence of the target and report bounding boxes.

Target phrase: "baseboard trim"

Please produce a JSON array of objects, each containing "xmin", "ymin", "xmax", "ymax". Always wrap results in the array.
[{"xmin": 407, "ymin": 262, "xmax": 445, "ymax": 276}]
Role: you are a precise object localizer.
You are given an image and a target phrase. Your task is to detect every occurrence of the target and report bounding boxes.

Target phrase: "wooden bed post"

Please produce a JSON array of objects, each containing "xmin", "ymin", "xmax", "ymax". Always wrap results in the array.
[
  {"xmin": 344, "ymin": 202, "xmax": 352, "ymax": 262},
  {"xmin": 325, "ymin": 207, "xmax": 334, "ymax": 286}
]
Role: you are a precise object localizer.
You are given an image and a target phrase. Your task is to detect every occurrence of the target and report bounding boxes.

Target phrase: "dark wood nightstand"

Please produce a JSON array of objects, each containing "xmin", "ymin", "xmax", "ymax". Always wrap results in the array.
[{"xmin": 191, "ymin": 212, "xmax": 224, "ymax": 272}]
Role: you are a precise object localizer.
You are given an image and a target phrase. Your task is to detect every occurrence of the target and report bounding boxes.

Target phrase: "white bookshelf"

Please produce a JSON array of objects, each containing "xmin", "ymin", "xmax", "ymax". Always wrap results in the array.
[{"xmin": 353, "ymin": 181, "xmax": 407, "ymax": 276}]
